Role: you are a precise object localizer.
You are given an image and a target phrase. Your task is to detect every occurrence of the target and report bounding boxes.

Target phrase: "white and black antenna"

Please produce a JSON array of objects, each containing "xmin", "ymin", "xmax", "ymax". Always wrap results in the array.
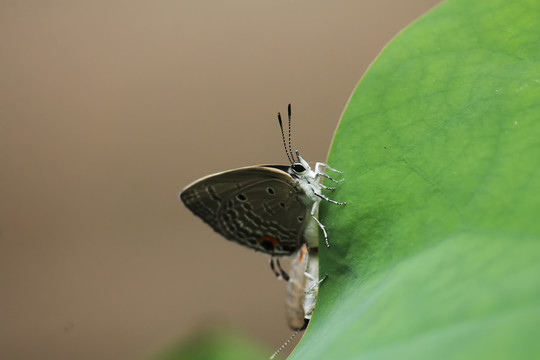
[
  {"xmin": 277, "ymin": 103, "xmax": 299, "ymax": 164},
  {"xmin": 269, "ymin": 327, "xmax": 303, "ymax": 360},
  {"xmin": 287, "ymin": 104, "xmax": 299, "ymax": 162}
]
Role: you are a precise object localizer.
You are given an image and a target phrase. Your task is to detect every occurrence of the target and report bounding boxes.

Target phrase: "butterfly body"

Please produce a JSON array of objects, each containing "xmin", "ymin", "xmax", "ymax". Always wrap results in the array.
[{"xmin": 285, "ymin": 244, "xmax": 320, "ymax": 330}]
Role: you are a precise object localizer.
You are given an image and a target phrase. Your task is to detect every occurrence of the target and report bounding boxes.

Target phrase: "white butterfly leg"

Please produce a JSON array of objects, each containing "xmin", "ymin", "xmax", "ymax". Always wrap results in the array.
[
  {"xmin": 310, "ymin": 162, "xmax": 346, "ymax": 247},
  {"xmin": 269, "ymin": 258, "xmax": 290, "ymax": 281},
  {"xmin": 315, "ymin": 162, "xmax": 343, "ymax": 187},
  {"xmin": 311, "ymin": 202, "xmax": 329, "ymax": 247},
  {"xmin": 315, "ymin": 162, "xmax": 343, "ymax": 174},
  {"xmin": 305, "ymin": 273, "xmax": 328, "ymax": 293},
  {"xmin": 313, "ymin": 190, "xmax": 346, "ymax": 206},
  {"xmin": 314, "ymin": 172, "xmax": 339, "ymax": 184}
]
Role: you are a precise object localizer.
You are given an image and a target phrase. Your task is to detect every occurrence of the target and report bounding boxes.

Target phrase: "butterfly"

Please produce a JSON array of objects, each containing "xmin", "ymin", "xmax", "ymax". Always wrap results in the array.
[{"xmin": 180, "ymin": 104, "xmax": 345, "ymax": 332}]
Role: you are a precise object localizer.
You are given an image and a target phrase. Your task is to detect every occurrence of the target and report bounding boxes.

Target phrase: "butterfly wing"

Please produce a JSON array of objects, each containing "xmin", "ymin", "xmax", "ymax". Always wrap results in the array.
[{"xmin": 180, "ymin": 166, "xmax": 308, "ymax": 256}]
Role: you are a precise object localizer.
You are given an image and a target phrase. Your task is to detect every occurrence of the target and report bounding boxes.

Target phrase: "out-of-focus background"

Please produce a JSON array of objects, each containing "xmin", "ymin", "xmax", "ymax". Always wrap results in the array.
[{"xmin": 0, "ymin": 1, "xmax": 441, "ymax": 359}]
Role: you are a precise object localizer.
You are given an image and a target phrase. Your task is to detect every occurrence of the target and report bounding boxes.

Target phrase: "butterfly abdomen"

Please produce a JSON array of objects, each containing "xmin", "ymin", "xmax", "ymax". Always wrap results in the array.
[{"xmin": 285, "ymin": 245, "xmax": 309, "ymax": 330}]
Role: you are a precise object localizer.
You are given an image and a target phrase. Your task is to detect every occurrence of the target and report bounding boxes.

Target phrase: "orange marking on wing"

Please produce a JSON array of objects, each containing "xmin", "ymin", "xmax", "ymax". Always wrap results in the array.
[
  {"xmin": 258, "ymin": 235, "xmax": 280, "ymax": 248},
  {"xmin": 298, "ymin": 246, "xmax": 307, "ymax": 263}
]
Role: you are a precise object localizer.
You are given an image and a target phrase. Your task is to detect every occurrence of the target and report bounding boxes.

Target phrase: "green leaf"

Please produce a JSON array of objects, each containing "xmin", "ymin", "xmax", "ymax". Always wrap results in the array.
[
  {"xmin": 290, "ymin": 0, "xmax": 540, "ymax": 359},
  {"xmin": 151, "ymin": 327, "xmax": 267, "ymax": 360}
]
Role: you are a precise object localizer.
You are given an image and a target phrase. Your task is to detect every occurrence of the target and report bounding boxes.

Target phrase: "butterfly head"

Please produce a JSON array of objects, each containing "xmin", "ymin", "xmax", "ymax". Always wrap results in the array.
[{"xmin": 288, "ymin": 151, "xmax": 313, "ymax": 179}]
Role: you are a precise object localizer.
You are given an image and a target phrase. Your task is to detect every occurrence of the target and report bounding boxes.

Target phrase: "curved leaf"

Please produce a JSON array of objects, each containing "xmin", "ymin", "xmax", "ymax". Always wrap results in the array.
[{"xmin": 291, "ymin": 0, "xmax": 540, "ymax": 358}]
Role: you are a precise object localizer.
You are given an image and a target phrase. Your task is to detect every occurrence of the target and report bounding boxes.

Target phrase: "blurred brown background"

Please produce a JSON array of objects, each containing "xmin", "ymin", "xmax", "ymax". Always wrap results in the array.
[{"xmin": 0, "ymin": 1, "xmax": 441, "ymax": 359}]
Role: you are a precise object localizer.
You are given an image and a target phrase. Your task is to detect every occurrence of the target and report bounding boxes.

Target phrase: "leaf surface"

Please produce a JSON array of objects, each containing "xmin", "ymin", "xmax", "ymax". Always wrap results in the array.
[{"xmin": 291, "ymin": 0, "xmax": 540, "ymax": 358}]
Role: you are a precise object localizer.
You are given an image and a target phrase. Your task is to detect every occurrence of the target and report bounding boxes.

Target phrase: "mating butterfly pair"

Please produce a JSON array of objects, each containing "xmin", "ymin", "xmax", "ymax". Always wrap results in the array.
[{"xmin": 180, "ymin": 105, "xmax": 345, "ymax": 353}]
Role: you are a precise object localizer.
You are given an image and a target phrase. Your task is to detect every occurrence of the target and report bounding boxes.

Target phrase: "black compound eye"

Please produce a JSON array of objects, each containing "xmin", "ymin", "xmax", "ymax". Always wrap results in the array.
[{"xmin": 292, "ymin": 163, "xmax": 306, "ymax": 173}]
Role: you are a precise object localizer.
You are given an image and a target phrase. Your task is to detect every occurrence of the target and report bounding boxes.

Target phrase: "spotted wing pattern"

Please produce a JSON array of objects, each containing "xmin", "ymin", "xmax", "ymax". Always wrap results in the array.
[{"xmin": 180, "ymin": 166, "xmax": 308, "ymax": 256}]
